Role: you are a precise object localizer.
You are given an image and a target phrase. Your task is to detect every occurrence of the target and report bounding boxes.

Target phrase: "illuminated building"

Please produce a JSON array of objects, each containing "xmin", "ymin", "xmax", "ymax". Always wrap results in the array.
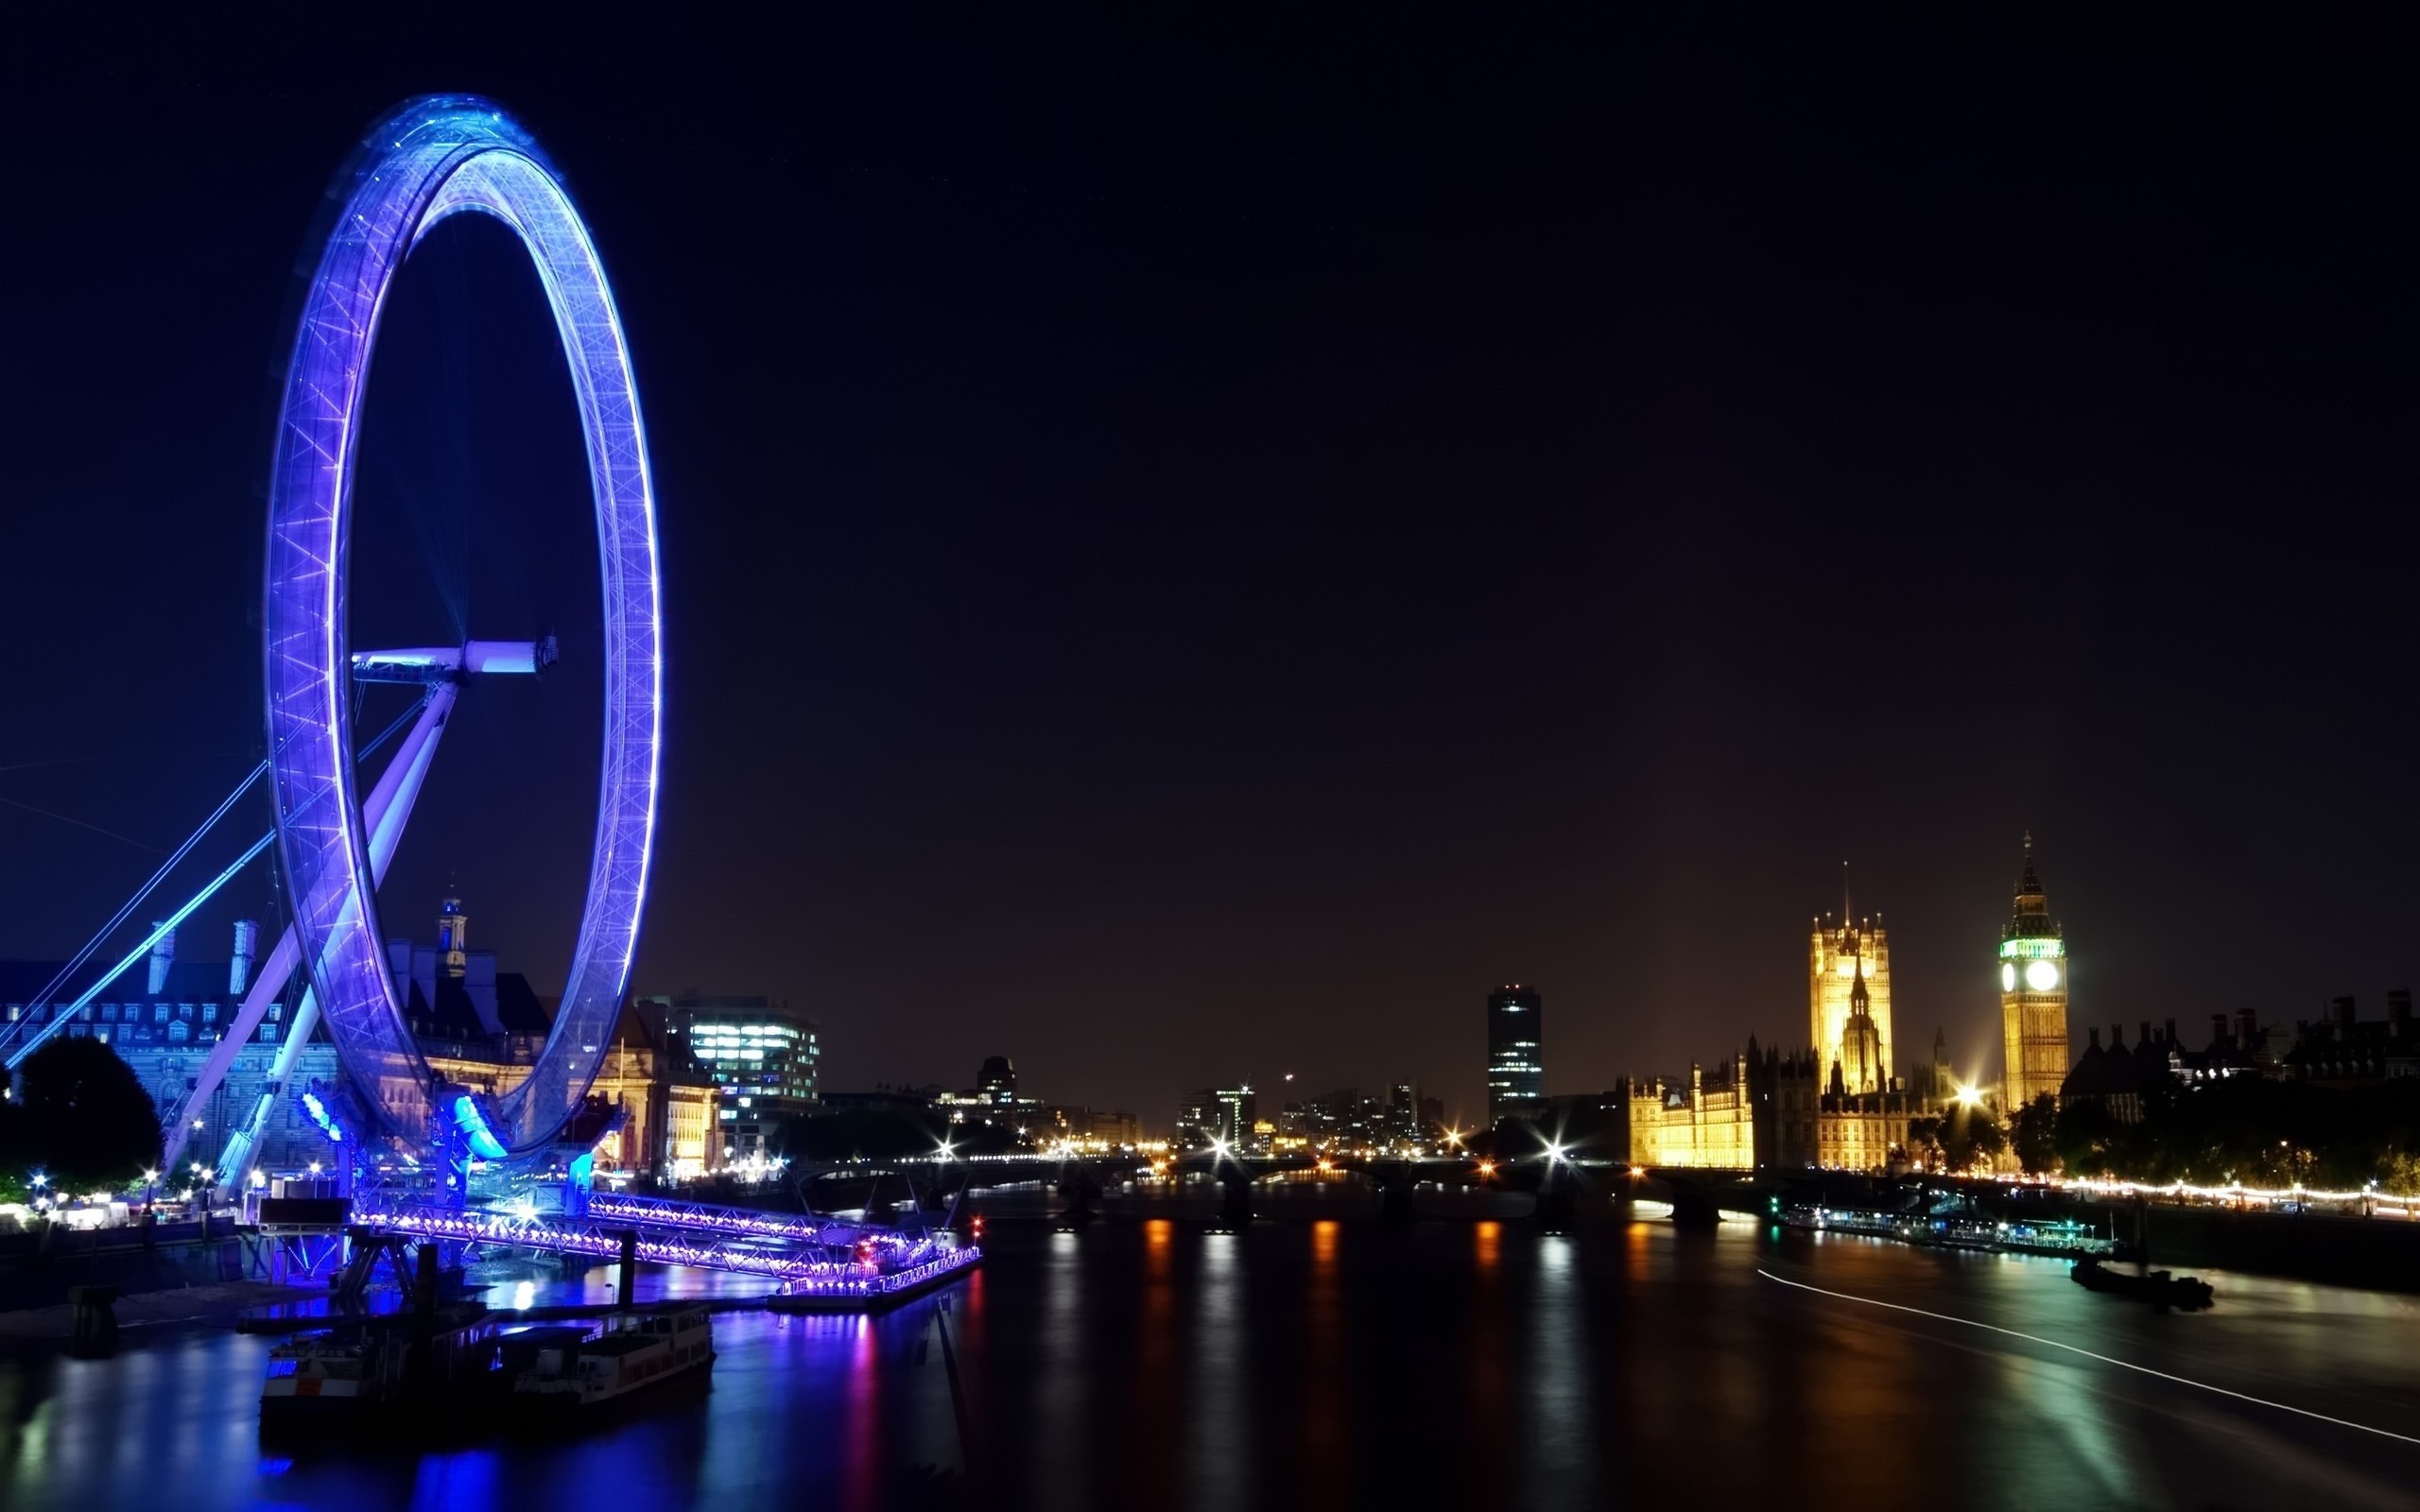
[
  {"xmin": 1810, "ymin": 909, "xmax": 1893, "ymax": 1094},
  {"xmin": 1749, "ymin": 1042, "xmax": 1820, "ymax": 1169},
  {"xmin": 1176, "ymin": 1090, "xmax": 1219, "ymax": 1149},
  {"xmin": 2176, "ymin": 1007, "xmax": 2287, "ymax": 1082},
  {"xmin": 4, "ymin": 903, "xmax": 699, "ymax": 1179},
  {"xmin": 1624, "ymin": 1057, "xmax": 1754, "ymax": 1168},
  {"xmin": 1999, "ymin": 834, "xmax": 2070, "ymax": 1109},
  {"xmin": 2, "ymin": 923, "xmax": 338, "ymax": 1176},
  {"xmin": 644, "ymin": 992, "xmax": 821, "ymax": 1163},
  {"xmin": 1486, "ymin": 984, "xmax": 1544, "ymax": 1125},
  {"xmin": 436, "ymin": 896, "xmax": 469, "ymax": 979},
  {"xmin": 1216, "ymin": 1085, "xmax": 1260, "ymax": 1150},
  {"xmin": 976, "ymin": 1055, "xmax": 1016, "ymax": 1103}
]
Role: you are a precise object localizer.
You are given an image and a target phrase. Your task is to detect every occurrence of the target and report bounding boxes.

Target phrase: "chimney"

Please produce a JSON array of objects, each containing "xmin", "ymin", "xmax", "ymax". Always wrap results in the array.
[
  {"xmin": 2391, "ymin": 988, "xmax": 2412, "ymax": 1039},
  {"xmin": 2234, "ymin": 1007, "xmax": 2258, "ymax": 1047},
  {"xmin": 2087, "ymin": 1027, "xmax": 2101, "ymax": 1050},
  {"xmin": 2109, "ymin": 1022, "xmax": 2125, "ymax": 1050},
  {"xmin": 230, "ymin": 919, "xmax": 258, "ymax": 998},
  {"xmin": 2139, "ymin": 1020, "xmax": 2154, "ymax": 1051},
  {"xmin": 2329, "ymin": 996, "xmax": 2356, "ymax": 1034},
  {"xmin": 2164, "ymin": 1018, "xmax": 2178, "ymax": 1046},
  {"xmin": 147, "ymin": 923, "xmax": 176, "ymax": 995},
  {"xmin": 2210, "ymin": 1013, "xmax": 2230, "ymax": 1049}
]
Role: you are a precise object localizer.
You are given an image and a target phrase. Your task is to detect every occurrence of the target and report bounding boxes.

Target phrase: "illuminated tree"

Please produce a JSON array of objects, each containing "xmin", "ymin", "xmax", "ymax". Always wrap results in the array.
[{"xmin": 2011, "ymin": 1094, "xmax": 2061, "ymax": 1177}]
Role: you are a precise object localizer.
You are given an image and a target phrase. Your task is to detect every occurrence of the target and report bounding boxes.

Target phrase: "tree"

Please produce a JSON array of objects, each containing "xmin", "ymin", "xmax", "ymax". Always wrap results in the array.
[
  {"xmin": 1945, "ymin": 1107, "xmax": 2007, "ymax": 1173},
  {"xmin": 2377, "ymin": 1148, "xmax": 2420, "ymax": 1197},
  {"xmin": 1906, "ymin": 1115, "xmax": 1946, "ymax": 1173},
  {"xmin": 2054, "ymin": 1096, "xmax": 2124, "ymax": 1178},
  {"xmin": 10, "ymin": 1037, "xmax": 161, "ymax": 1194},
  {"xmin": 2012, "ymin": 1094, "xmax": 2061, "ymax": 1177}
]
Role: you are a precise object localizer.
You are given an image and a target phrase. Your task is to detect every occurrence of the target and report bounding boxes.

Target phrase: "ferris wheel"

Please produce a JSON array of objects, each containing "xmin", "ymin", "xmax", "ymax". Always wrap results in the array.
[
  {"xmin": 0, "ymin": 98, "xmax": 668, "ymax": 1187},
  {"xmin": 260, "ymin": 96, "xmax": 666, "ymax": 1161}
]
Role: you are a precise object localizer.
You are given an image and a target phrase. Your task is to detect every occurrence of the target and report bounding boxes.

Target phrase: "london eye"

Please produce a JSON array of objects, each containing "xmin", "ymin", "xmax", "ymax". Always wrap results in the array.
[{"xmin": 262, "ymin": 96, "xmax": 664, "ymax": 1162}]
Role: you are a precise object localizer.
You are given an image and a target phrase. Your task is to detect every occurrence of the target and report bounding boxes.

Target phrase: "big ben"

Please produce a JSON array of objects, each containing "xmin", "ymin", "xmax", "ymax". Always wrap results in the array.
[{"xmin": 1999, "ymin": 833, "xmax": 2069, "ymax": 1109}]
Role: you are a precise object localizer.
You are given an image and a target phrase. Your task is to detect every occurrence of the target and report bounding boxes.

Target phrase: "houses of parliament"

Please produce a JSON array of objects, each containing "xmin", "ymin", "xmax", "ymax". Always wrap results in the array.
[{"xmin": 1625, "ymin": 839, "xmax": 2070, "ymax": 1172}]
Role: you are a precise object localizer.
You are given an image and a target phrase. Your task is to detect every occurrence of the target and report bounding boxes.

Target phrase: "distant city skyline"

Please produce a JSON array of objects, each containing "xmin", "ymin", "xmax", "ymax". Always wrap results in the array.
[{"xmin": 13, "ymin": 18, "xmax": 2420, "ymax": 1128}]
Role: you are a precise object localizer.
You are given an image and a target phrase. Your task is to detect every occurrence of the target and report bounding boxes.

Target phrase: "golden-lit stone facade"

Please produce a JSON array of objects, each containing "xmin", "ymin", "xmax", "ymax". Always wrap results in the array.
[
  {"xmin": 1627, "ymin": 1058, "xmax": 1754, "ymax": 1169},
  {"xmin": 1815, "ymin": 1089, "xmax": 1923, "ymax": 1173},
  {"xmin": 1999, "ymin": 836, "xmax": 2070, "ymax": 1110},
  {"xmin": 660, "ymin": 1082, "xmax": 723, "ymax": 1181},
  {"xmin": 420, "ymin": 1005, "xmax": 700, "ymax": 1177},
  {"xmin": 1809, "ymin": 918, "xmax": 1893, "ymax": 1093}
]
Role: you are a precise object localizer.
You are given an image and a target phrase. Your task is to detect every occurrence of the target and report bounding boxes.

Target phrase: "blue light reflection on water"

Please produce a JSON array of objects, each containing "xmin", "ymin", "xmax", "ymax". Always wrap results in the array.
[{"xmin": 4, "ymin": 1212, "xmax": 2419, "ymax": 1512}]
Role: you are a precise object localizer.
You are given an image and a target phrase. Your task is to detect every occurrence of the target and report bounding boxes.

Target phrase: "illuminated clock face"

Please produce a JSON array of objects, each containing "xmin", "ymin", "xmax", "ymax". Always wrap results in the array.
[
  {"xmin": 2000, "ymin": 964, "xmax": 2016, "ymax": 992},
  {"xmin": 2024, "ymin": 960, "xmax": 2061, "ymax": 992}
]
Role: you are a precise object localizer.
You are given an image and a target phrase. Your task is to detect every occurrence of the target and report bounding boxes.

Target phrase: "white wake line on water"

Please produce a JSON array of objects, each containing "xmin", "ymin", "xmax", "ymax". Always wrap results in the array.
[{"xmin": 1755, "ymin": 1267, "xmax": 2420, "ymax": 1449}]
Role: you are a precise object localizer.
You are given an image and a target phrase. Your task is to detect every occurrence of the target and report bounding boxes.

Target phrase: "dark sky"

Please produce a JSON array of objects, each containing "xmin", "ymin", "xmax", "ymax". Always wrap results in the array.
[{"xmin": 9, "ymin": 9, "xmax": 2420, "ymax": 1126}]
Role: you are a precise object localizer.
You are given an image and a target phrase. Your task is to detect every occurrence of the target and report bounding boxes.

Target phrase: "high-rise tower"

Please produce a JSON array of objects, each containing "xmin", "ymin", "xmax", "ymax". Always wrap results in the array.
[
  {"xmin": 1998, "ymin": 834, "xmax": 2069, "ymax": 1109},
  {"xmin": 1485, "ymin": 984, "xmax": 1544, "ymax": 1125},
  {"xmin": 1808, "ymin": 912, "xmax": 1892, "ymax": 1091}
]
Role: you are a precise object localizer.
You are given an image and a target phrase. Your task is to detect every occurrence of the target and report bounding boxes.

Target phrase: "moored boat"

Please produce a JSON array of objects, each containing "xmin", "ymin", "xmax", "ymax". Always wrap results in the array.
[
  {"xmin": 2071, "ymin": 1256, "xmax": 2216, "ymax": 1311},
  {"xmin": 511, "ymin": 1305, "xmax": 716, "ymax": 1415},
  {"xmin": 259, "ymin": 1304, "xmax": 502, "ymax": 1428}
]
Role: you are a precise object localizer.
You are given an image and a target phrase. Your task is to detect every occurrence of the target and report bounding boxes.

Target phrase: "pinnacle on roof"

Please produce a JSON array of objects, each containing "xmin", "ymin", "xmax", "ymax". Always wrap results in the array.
[{"xmin": 2005, "ymin": 831, "xmax": 2062, "ymax": 936}]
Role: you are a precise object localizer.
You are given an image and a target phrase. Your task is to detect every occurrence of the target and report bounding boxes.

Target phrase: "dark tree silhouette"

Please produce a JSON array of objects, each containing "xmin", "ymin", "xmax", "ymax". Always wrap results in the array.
[{"xmin": 10, "ymin": 1037, "xmax": 161, "ymax": 1193}]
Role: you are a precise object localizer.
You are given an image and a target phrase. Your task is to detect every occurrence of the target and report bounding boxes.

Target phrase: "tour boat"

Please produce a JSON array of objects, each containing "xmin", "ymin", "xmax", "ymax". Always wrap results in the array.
[
  {"xmin": 259, "ymin": 1305, "xmax": 502, "ymax": 1427},
  {"xmin": 511, "ymin": 1306, "xmax": 716, "ymax": 1415}
]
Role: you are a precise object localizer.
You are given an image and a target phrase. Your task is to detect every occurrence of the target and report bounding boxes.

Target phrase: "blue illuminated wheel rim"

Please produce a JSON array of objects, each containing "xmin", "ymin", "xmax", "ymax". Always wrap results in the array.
[{"xmin": 263, "ymin": 97, "xmax": 662, "ymax": 1156}]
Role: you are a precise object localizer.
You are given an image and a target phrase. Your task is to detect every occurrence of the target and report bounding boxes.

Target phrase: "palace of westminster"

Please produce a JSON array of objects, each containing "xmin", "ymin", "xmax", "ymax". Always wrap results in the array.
[{"xmin": 1558, "ymin": 836, "xmax": 2079, "ymax": 1172}]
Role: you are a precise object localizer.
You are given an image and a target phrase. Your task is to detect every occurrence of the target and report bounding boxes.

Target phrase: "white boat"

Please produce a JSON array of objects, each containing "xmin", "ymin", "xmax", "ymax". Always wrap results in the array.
[
  {"xmin": 259, "ymin": 1305, "xmax": 499, "ymax": 1426},
  {"xmin": 512, "ymin": 1306, "xmax": 716, "ymax": 1414}
]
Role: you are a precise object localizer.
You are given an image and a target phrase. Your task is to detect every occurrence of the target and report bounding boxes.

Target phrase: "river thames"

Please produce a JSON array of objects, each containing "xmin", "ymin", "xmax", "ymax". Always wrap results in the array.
[{"xmin": 3, "ymin": 1201, "xmax": 2416, "ymax": 1511}]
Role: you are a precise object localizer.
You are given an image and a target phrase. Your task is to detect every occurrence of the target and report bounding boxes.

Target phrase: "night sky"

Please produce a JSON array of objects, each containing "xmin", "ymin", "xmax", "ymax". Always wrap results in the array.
[{"xmin": 10, "ymin": 10, "xmax": 2420, "ymax": 1125}]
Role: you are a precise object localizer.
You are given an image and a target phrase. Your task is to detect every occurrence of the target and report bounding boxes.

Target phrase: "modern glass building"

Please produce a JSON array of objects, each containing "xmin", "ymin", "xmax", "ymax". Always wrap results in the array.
[
  {"xmin": 645, "ymin": 992, "xmax": 821, "ymax": 1163},
  {"xmin": 1486, "ymin": 984, "xmax": 1544, "ymax": 1126}
]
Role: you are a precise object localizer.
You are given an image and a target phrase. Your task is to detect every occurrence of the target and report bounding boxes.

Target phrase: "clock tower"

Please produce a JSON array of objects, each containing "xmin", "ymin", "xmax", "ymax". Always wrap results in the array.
[{"xmin": 1998, "ymin": 834, "xmax": 2069, "ymax": 1109}]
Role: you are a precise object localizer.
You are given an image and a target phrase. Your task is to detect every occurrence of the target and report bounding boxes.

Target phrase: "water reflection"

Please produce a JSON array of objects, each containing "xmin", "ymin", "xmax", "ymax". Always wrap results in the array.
[
  {"xmin": 1297, "ymin": 1220, "xmax": 1348, "ymax": 1502},
  {"xmin": 1187, "ymin": 1233, "xmax": 1249, "ymax": 1512},
  {"xmin": 5, "ymin": 1215, "xmax": 2418, "ymax": 1512},
  {"xmin": 1030, "ymin": 1228, "xmax": 1089, "ymax": 1505},
  {"xmin": 1523, "ymin": 1237, "xmax": 1595, "ymax": 1503}
]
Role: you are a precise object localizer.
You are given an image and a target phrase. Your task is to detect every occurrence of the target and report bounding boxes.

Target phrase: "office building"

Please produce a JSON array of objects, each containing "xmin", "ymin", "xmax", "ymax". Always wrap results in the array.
[
  {"xmin": 645, "ymin": 991, "xmax": 821, "ymax": 1164},
  {"xmin": 1486, "ymin": 984, "xmax": 1544, "ymax": 1125}
]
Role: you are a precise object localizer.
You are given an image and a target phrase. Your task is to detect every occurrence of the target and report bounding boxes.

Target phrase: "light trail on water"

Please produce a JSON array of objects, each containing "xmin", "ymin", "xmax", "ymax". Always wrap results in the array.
[{"xmin": 1756, "ymin": 1267, "xmax": 2420, "ymax": 1448}]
